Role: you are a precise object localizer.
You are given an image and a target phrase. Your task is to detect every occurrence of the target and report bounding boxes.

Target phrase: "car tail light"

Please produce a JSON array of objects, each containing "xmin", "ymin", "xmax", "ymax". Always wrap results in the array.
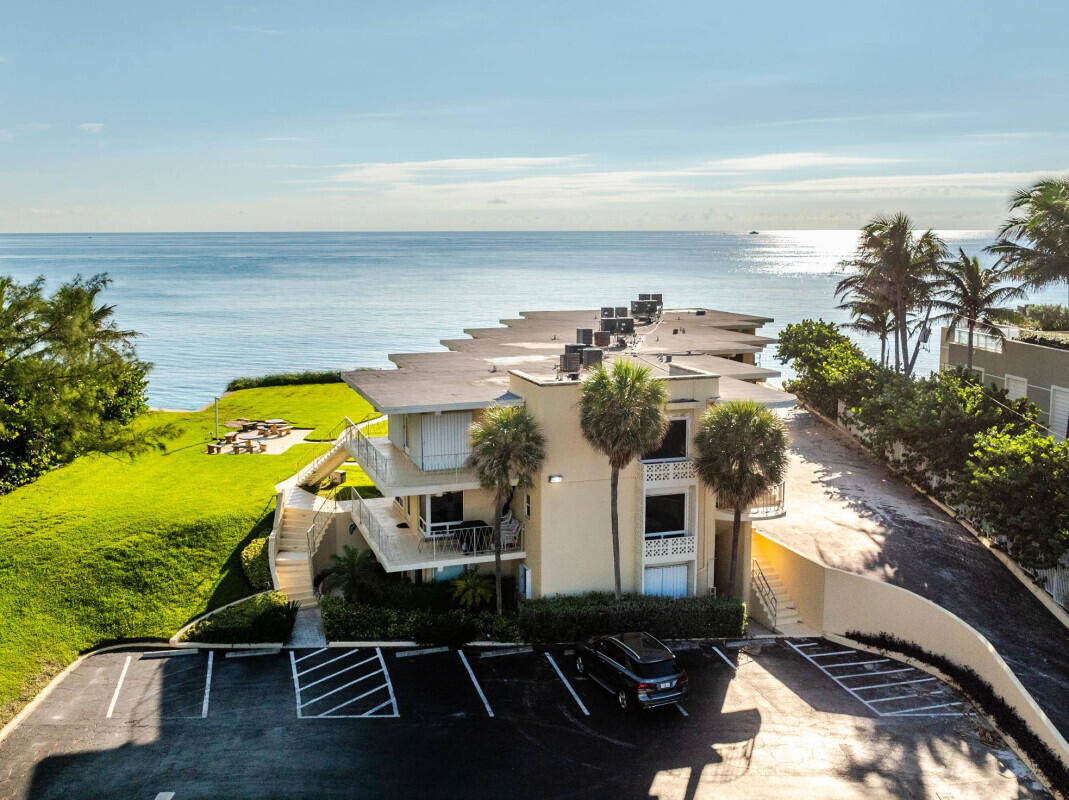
[
  {"xmin": 637, "ymin": 682, "xmax": 654, "ymax": 692},
  {"xmin": 678, "ymin": 674, "xmax": 689, "ymax": 685}
]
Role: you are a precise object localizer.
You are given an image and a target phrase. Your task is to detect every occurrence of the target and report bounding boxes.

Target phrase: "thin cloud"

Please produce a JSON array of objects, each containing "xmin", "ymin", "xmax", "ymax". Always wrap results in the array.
[
  {"xmin": 260, "ymin": 136, "xmax": 302, "ymax": 143},
  {"xmin": 738, "ymin": 168, "xmax": 1069, "ymax": 196},
  {"xmin": 323, "ymin": 156, "xmax": 585, "ymax": 185},
  {"xmin": 701, "ymin": 151, "xmax": 902, "ymax": 171},
  {"xmin": 232, "ymin": 25, "xmax": 282, "ymax": 35},
  {"xmin": 78, "ymin": 122, "xmax": 104, "ymax": 134}
]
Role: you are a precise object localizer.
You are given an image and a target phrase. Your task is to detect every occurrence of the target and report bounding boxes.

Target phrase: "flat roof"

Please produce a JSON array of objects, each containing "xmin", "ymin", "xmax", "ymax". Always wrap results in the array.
[{"xmin": 343, "ymin": 304, "xmax": 790, "ymax": 413}]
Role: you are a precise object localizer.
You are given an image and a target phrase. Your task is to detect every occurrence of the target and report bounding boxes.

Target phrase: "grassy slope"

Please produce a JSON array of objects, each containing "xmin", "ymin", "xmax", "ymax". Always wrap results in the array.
[{"xmin": 0, "ymin": 384, "xmax": 375, "ymax": 724}]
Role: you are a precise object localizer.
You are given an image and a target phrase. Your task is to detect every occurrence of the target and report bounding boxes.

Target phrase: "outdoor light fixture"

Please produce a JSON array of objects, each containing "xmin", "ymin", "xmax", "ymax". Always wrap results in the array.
[{"xmin": 548, "ymin": 474, "xmax": 563, "ymax": 484}]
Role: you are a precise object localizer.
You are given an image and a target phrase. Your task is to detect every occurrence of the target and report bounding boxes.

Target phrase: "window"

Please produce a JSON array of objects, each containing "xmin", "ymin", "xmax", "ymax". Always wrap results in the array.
[
  {"xmin": 419, "ymin": 491, "xmax": 464, "ymax": 531},
  {"xmin": 644, "ymin": 493, "xmax": 686, "ymax": 537},
  {"xmin": 642, "ymin": 418, "xmax": 688, "ymax": 461},
  {"xmin": 525, "ymin": 492, "xmax": 531, "ymax": 519}
]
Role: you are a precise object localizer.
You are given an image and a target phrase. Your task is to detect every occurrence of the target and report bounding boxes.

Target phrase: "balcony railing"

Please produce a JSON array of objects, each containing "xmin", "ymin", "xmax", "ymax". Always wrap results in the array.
[
  {"xmin": 344, "ymin": 423, "xmax": 477, "ymax": 494},
  {"xmin": 349, "ymin": 491, "xmax": 523, "ymax": 570},
  {"xmin": 716, "ymin": 482, "xmax": 785, "ymax": 520},
  {"xmin": 643, "ymin": 459, "xmax": 696, "ymax": 483},
  {"xmin": 948, "ymin": 326, "xmax": 1006, "ymax": 353},
  {"xmin": 643, "ymin": 533, "xmax": 697, "ymax": 561}
]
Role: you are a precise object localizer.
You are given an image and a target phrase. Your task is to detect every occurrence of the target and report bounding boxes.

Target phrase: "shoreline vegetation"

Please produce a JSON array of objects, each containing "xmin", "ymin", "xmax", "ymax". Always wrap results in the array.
[{"xmin": 0, "ymin": 377, "xmax": 374, "ymax": 727}]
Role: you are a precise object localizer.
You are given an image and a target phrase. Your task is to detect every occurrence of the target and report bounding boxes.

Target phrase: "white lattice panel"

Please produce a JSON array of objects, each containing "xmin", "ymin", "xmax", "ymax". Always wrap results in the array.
[
  {"xmin": 644, "ymin": 535, "xmax": 696, "ymax": 561},
  {"xmin": 643, "ymin": 460, "xmax": 696, "ymax": 483}
]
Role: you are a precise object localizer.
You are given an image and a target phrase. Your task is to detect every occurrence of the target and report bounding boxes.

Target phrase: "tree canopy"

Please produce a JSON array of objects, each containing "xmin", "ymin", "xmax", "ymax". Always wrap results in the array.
[{"xmin": 0, "ymin": 273, "xmax": 169, "ymax": 493}]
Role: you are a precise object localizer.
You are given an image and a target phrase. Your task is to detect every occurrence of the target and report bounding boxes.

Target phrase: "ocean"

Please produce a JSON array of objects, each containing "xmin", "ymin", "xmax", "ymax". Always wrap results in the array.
[{"xmin": 0, "ymin": 230, "xmax": 1058, "ymax": 410}]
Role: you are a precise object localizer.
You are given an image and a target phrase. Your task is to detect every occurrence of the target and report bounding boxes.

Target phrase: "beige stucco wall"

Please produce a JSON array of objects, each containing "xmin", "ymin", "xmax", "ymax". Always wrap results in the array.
[
  {"xmin": 511, "ymin": 371, "xmax": 725, "ymax": 599},
  {"xmin": 753, "ymin": 530, "xmax": 1069, "ymax": 764}
]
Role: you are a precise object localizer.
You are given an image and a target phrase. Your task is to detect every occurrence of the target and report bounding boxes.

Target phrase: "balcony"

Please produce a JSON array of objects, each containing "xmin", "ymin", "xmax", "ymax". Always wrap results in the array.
[
  {"xmin": 343, "ymin": 424, "xmax": 479, "ymax": 496},
  {"xmin": 643, "ymin": 459, "xmax": 696, "ymax": 483},
  {"xmin": 715, "ymin": 482, "xmax": 785, "ymax": 521},
  {"xmin": 349, "ymin": 493, "xmax": 524, "ymax": 572},
  {"xmin": 948, "ymin": 326, "xmax": 1007, "ymax": 353},
  {"xmin": 643, "ymin": 533, "xmax": 697, "ymax": 564}
]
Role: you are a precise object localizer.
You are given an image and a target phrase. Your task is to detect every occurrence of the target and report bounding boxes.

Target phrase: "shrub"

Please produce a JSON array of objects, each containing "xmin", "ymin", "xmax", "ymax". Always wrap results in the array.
[
  {"xmin": 182, "ymin": 591, "xmax": 299, "ymax": 643},
  {"xmin": 1017, "ymin": 332, "xmax": 1069, "ymax": 351},
  {"xmin": 516, "ymin": 593, "xmax": 746, "ymax": 644},
  {"xmin": 224, "ymin": 371, "xmax": 343, "ymax": 392},
  {"xmin": 240, "ymin": 535, "xmax": 271, "ymax": 590},
  {"xmin": 1018, "ymin": 303, "xmax": 1069, "ymax": 332},
  {"xmin": 846, "ymin": 631, "xmax": 1069, "ymax": 794}
]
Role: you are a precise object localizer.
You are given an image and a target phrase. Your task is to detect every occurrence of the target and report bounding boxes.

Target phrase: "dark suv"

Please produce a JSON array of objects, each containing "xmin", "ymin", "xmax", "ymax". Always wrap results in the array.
[{"xmin": 574, "ymin": 632, "xmax": 689, "ymax": 711}]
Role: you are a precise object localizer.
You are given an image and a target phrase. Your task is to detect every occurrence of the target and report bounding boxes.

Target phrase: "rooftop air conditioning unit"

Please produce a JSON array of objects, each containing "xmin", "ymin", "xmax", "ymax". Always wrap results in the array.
[
  {"xmin": 652, "ymin": 293, "xmax": 662, "ymax": 303},
  {"xmin": 617, "ymin": 317, "xmax": 635, "ymax": 334},
  {"xmin": 600, "ymin": 317, "xmax": 619, "ymax": 333},
  {"xmin": 576, "ymin": 328, "xmax": 593, "ymax": 345},
  {"xmin": 564, "ymin": 342, "xmax": 586, "ymax": 356},
  {"xmin": 638, "ymin": 293, "xmax": 652, "ymax": 301},
  {"xmin": 559, "ymin": 352, "xmax": 581, "ymax": 373},
  {"xmin": 696, "ymin": 309, "xmax": 706, "ymax": 316},
  {"xmin": 601, "ymin": 306, "xmax": 615, "ymax": 319},
  {"xmin": 614, "ymin": 306, "xmax": 628, "ymax": 318},
  {"xmin": 593, "ymin": 330, "xmax": 611, "ymax": 347},
  {"xmin": 582, "ymin": 348, "xmax": 603, "ymax": 367}
]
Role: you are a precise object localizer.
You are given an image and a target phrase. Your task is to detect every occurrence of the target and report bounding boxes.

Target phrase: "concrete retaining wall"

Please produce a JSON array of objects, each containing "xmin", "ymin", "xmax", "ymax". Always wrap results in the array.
[{"xmin": 753, "ymin": 530, "xmax": 1069, "ymax": 765}]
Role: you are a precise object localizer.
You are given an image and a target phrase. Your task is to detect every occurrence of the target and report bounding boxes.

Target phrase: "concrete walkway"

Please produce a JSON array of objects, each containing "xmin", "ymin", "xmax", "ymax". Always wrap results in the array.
[
  {"xmin": 288, "ymin": 605, "xmax": 326, "ymax": 648},
  {"xmin": 759, "ymin": 407, "xmax": 1069, "ymax": 740}
]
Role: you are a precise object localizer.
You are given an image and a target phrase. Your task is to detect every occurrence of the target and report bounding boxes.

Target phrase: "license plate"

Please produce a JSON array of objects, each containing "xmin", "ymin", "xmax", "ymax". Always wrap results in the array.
[{"xmin": 658, "ymin": 681, "xmax": 673, "ymax": 690}]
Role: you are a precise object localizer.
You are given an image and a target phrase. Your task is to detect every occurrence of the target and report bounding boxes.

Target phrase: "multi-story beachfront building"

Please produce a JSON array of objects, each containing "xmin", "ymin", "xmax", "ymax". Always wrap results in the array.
[
  {"xmin": 275, "ymin": 297, "xmax": 794, "ymax": 609},
  {"xmin": 940, "ymin": 326, "xmax": 1069, "ymax": 441}
]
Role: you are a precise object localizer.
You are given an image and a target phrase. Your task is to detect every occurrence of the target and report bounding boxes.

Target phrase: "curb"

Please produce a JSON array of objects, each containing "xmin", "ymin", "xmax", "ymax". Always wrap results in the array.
[
  {"xmin": 799, "ymin": 402, "xmax": 1069, "ymax": 633},
  {"xmin": 170, "ymin": 590, "xmax": 284, "ymax": 645}
]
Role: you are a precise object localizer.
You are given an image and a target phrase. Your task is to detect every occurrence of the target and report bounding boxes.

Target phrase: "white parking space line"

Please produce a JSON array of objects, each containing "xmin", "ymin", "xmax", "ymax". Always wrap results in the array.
[
  {"xmin": 793, "ymin": 642, "xmax": 820, "ymax": 648},
  {"xmin": 711, "ymin": 647, "xmax": 737, "ymax": 671},
  {"xmin": 297, "ymin": 648, "xmax": 363, "ymax": 677},
  {"xmin": 458, "ymin": 650, "xmax": 494, "ymax": 718},
  {"xmin": 545, "ymin": 652, "xmax": 590, "ymax": 716},
  {"xmin": 201, "ymin": 651, "xmax": 214, "ymax": 718},
  {"xmin": 291, "ymin": 648, "xmax": 399, "ymax": 719},
  {"xmin": 675, "ymin": 703, "xmax": 689, "ymax": 717},
  {"xmin": 810, "ymin": 650, "xmax": 857, "ymax": 658},
  {"xmin": 853, "ymin": 676, "xmax": 936, "ymax": 691},
  {"xmin": 787, "ymin": 640, "xmax": 963, "ymax": 718},
  {"xmin": 837, "ymin": 667, "xmax": 913, "ymax": 679},
  {"xmin": 293, "ymin": 647, "xmax": 328, "ymax": 664},
  {"xmin": 105, "ymin": 656, "xmax": 132, "ymax": 719},
  {"xmin": 300, "ymin": 655, "xmax": 377, "ymax": 691},
  {"xmin": 154, "ymin": 793, "xmax": 175, "ymax": 800}
]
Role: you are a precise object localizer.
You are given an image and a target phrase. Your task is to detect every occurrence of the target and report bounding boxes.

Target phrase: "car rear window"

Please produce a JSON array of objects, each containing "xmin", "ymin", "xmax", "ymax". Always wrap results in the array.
[{"xmin": 634, "ymin": 659, "xmax": 679, "ymax": 679}]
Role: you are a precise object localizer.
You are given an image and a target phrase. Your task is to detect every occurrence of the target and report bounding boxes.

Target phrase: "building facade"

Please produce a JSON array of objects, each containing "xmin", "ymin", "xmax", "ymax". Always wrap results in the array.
[{"xmin": 322, "ymin": 301, "xmax": 794, "ymax": 602}]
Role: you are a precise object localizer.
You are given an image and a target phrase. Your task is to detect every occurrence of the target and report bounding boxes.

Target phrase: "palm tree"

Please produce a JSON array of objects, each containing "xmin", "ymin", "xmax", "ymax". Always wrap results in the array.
[
  {"xmin": 838, "ymin": 214, "xmax": 947, "ymax": 377},
  {"xmin": 469, "ymin": 405, "xmax": 546, "ymax": 614},
  {"xmin": 320, "ymin": 545, "xmax": 385, "ymax": 604},
  {"xmin": 694, "ymin": 400, "xmax": 788, "ymax": 600},
  {"xmin": 835, "ymin": 277, "xmax": 894, "ymax": 368},
  {"xmin": 932, "ymin": 249, "xmax": 1025, "ymax": 370},
  {"xmin": 579, "ymin": 359, "xmax": 668, "ymax": 600},
  {"xmin": 988, "ymin": 178, "xmax": 1069, "ymax": 307}
]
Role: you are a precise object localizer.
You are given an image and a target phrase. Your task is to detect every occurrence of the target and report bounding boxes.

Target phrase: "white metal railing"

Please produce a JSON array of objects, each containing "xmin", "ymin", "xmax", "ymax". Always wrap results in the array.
[
  {"xmin": 717, "ymin": 481, "xmax": 785, "ymax": 519},
  {"xmin": 643, "ymin": 533, "xmax": 696, "ymax": 560},
  {"xmin": 349, "ymin": 492, "xmax": 523, "ymax": 567},
  {"xmin": 751, "ymin": 559, "xmax": 777, "ymax": 628},
  {"xmin": 295, "ymin": 415, "xmax": 362, "ymax": 486},
  {"xmin": 949, "ymin": 326, "xmax": 1006, "ymax": 353},
  {"xmin": 346, "ymin": 422, "xmax": 475, "ymax": 491},
  {"xmin": 643, "ymin": 460, "xmax": 697, "ymax": 483}
]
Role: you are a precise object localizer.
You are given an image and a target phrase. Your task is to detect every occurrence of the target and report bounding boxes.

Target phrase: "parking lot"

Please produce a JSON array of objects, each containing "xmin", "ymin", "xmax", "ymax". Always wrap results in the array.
[{"xmin": 0, "ymin": 638, "xmax": 1048, "ymax": 799}]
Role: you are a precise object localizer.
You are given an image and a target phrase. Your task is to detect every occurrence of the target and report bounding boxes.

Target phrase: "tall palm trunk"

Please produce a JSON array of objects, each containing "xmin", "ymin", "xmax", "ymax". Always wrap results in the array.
[
  {"xmin": 893, "ymin": 328, "xmax": 901, "ymax": 372},
  {"xmin": 897, "ymin": 296, "xmax": 910, "ymax": 376},
  {"xmin": 727, "ymin": 506, "xmax": 742, "ymax": 599},
  {"xmin": 492, "ymin": 491, "xmax": 504, "ymax": 615},
  {"xmin": 879, "ymin": 334, "xmax": 886, "ymax": 368},
  {"xmin": 610, "ymin": 466, "xmax": 622, "ymax": 600},
  {"xmin": 966, "ymin": 322, "xmax": 975, "ymax": 370}
]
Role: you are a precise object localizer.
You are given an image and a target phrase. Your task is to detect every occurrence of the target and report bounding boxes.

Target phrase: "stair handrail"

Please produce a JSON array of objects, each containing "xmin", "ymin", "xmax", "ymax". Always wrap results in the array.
[{"xmin": 751, "ymin": 559, "xmax": 778, "ymax": 629}]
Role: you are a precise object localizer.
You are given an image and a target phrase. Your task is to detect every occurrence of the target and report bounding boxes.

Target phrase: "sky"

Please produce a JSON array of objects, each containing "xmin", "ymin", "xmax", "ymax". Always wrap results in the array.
[{"xmin": 1, "ymin": 1, "xmax": 1068, "ymax": 232}]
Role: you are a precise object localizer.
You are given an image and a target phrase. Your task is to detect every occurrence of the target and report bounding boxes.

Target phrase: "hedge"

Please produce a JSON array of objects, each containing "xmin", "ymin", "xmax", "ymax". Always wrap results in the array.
[
  {"xmin": 182, "ymin": 591, "xmax": 300, "ymax": 644},
  {"xmin": 224, "ymin": 371, "xmax": 343, "ymax": 392},
  {"xmin": 320, "ymin": 597, "xmax": 521, "ymax": 646},
  {"xmin": 240, "ymin": 535, "xmax": 271, "ymax": 590},
  {"xmin": 846, "ymin": 631, "xmax": 1069, "ymax": 794},
  {"xmin": 516, "ymin": 593, "xmax": 745, "ymax": 644}
]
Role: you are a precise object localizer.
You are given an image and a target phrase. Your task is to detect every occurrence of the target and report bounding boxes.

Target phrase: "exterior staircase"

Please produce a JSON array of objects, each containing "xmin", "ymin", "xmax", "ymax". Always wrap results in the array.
[
  {"xmin": 275, "ymin": 487, "xmax": 319, "ymax": 607},
  {"xmin": 751, "ymin": 559, "xmax": 816, "ymax": 637},
  {"xmin": 296, "ymin": 437, "xmax": 353, "ymax": 488}
]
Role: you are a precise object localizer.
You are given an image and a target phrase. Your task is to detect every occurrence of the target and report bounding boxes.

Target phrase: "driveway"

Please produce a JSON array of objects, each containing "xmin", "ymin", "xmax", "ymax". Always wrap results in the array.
[{"xmin": 758, "ymin": 407, "xmax": 1069, "ymax": 740}]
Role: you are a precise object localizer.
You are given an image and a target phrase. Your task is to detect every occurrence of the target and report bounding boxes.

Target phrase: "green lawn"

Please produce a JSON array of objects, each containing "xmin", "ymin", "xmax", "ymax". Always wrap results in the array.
[{"xmin": 0, "ymin": 383, "xmax": 375, "ymax": 725}]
